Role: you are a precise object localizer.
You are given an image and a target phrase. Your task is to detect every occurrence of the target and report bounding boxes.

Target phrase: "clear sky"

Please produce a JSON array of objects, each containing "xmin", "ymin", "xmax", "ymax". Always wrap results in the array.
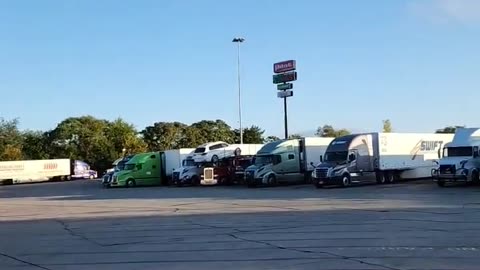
[{"xmin": 1, "ymin": 0, "xmax": 479, "ymax": 137}]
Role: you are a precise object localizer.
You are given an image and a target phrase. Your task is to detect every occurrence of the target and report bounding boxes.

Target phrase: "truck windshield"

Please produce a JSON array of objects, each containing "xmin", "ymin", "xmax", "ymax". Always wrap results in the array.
[
  {"xmin": 324, "ymin": 151, "xmax": 348, "ymax": 163},
  {"xmin": 444, "ymin": 147, "xmax": 473, "ymax": 157},
  {"xmin": 182, "ymin": 159, "xmax": 195, "ymax": 166},
  {"xmin": 254, "ymin": 155, "xmax": 273, "ymax": 165},
  {"xmin": 124, "ymin": 163, "xmax": 135, "ymax": 170}
]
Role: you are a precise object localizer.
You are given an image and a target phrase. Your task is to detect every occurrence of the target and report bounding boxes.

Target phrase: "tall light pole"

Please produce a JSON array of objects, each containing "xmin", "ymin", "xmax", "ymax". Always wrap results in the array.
[{"xmin": 232, "ymin": 37, "xmax": 245, "ymax": 144}]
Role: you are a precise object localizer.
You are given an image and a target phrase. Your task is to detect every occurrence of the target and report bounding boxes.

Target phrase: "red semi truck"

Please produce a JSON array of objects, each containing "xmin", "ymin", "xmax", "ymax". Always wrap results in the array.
[{"xmin": 200, "ymin": 155, "xmax": 254, "ymax": 186}]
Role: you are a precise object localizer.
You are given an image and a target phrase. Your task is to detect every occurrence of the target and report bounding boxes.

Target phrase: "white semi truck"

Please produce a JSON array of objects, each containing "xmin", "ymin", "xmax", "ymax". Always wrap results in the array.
[
  {"xmin": 162, "ymin": 148, "xmax": 195, "ymax": 179},
  {"xmin": 432, "ymin": 128, "xmax": 480, "ymax": 187},
  {"xmin": 312, "ymin": 133, "xmax": 455, "ymax": 188},
  {"xmin": 244, "ymin": 137, "xmax": 334, "ymax": 187},
  {"xmin": 0, "ymin": 159, "xmax": 97, "ymax": 185}
]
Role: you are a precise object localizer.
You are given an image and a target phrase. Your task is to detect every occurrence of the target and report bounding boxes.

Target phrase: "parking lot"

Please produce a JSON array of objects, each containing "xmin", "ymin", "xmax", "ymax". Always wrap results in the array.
[{"xmin": 1, "ymin": 180, "xmax": 480, "ymax": 270}]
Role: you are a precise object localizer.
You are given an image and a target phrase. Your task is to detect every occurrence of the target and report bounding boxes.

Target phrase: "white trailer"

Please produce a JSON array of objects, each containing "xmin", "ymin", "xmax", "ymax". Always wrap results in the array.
[
  {"xmin": 312, "ymin": 133, "xmax": 455, "ymax": 187},
  {"xmin": 0, "ymin": 159, "xmax": 71, "ymax": 185},
  {"xmin": 162, "ymin": 148, "xmax": 195, "ymax": 177}
]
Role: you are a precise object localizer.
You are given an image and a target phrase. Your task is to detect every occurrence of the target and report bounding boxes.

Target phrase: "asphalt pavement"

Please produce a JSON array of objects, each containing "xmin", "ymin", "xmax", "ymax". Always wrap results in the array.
[{"xmin": 1, "ymin": 179, "xmax": 480, "ymax": 270}]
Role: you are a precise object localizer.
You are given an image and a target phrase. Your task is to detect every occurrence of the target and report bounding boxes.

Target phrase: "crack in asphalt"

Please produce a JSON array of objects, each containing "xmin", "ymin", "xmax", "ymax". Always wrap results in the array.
[
  {"xmin": 227, "ymin": 233, "xmax": 403, "ymax": 270},
  {"xmin": 0, "ymin": 252, "xmax": 52, "ymax": 270},
  {"xmin": 56, "ymin": 219, "xmax": 103, "ymax": 247}
]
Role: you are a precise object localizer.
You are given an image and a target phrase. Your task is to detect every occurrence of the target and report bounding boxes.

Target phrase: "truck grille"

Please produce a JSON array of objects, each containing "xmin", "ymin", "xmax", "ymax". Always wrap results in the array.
[
  {"xmin": 315, "ymin": 168, "xmax": 328, "ymax": 178},
  {"xmin": 440, "ymin": 165, "xmax": 455, "ymax": 174},
  {"xmin": 172, "ymin": 172, "xmax": 180, "ymax": 181},
  {"xmin": 204, "ymin": 168, "xmax": 214, "ymax": 180}
]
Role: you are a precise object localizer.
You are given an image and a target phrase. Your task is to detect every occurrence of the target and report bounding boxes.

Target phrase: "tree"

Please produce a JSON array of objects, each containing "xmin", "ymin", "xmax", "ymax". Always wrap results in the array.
[
  {"xmin": 436, "ymin": 126, "xmax": 464, "ymax": 134},
  {"xmin": 382, "ymin": 119, "xmax": 392, "ymax": 133},
  {"xmin": 234, "ymin": 125, "xmax": 265, "ymax": 144},
  {"xmin": 48, "ymin": 116, "xmax": 112, "ymax": 171},
  {"xmin": 190, "ymin": 120, "xmax": 235, "ymax": 144},
  {"xmin": 0, "ymin": 118, "xmax": 23, "ymax": 161},
  {"xmin": 265, "ymin": 135, "xmax": 280, "ymax": 143},
  {"xmin": 22, "ymin": 130, "xmax": 50, "ymax": 160},
  {"xmin": 288, "ymin": 134, "xmax": 302, "ymax": 139},
  {"xmin": 106, "ymin": 118, "xmax": 147, "ymax": 156},
  {"xmin": 141, "ymin": 121, "xmax": 188, "ymax": 151},
  {"xmin": 315, "ymin": 125, "xmax": 351, "ymax": 138}
]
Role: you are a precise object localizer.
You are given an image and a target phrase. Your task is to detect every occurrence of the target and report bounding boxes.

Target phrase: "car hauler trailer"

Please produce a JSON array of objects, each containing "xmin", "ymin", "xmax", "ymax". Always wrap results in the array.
[
  {"xmin": 432, "ymin": 128, "xmax": 480, "ymax": 187},
  {"xmin": 244, "ymin": 137, "xmax": 334, "ymax": 187},
  {"xmin": 0, "ymin": 159, "xmax": 97, "ymax": 185},
  {"xmin": 312, "ymin": 132, "xmax": 455, "ymax": 188}
]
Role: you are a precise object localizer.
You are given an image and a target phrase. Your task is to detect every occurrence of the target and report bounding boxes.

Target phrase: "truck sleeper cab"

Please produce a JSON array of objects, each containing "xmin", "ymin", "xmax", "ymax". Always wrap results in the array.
[
  {"xmin": 110, "ymin": 152, "xmax": 165, "ymax": 188},
  {"xmin": 313, "ymin": 133, "xmax": 454, "ymax": 188},
  {"xmin": 432, "ymin": 128, "xmax": 480, "ymax": 187}
]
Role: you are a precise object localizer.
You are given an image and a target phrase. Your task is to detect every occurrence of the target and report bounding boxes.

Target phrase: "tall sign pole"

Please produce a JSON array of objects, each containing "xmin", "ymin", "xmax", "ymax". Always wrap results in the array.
[{"xmin": 273, "ymin": 60, "xmax": 296, "ymax": 139}]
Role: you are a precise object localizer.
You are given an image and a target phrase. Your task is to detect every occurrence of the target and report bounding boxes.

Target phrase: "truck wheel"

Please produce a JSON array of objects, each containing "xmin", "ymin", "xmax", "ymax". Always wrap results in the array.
[
  {"xmin": 211, "ymin": 155, "xmax": 219, "ymax": 163},
  {"xmin": 472, "ymin": 170, "xmax": 479, "ymax": 185},
  {"xmin": 376, "ymin": 172, "xmax": 385, "ymax": 184},
  {"xmin": 234, "ymin": 148, "xmax": 241, "ymax": 156},
  {"xmin": 268, "ymin": 174, "xmax": 277, "ymax": 186},
  {"xmin": 89, "ymin": 175, "xmax": 94, "ymax": 180},
  {"xmin": 192, "ymin": 176, "xmax": 200, "ymax": 186},
  {"xmin": 385, "ymin": 172, "xmax": 395, "ymax": 184},
  {"xmin": 126, "ymin": 179, "xmax": 136, "ymax": 188},
  {"xmin": 341, "ymin": 174, "xmax": 351, "ymax": 188},
  {"xmin": 437, "ymin": 180, "xmax": 446, "ymax": 187}
]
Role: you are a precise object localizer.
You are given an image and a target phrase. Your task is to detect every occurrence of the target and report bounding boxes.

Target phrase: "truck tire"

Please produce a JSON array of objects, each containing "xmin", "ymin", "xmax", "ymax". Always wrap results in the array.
[
  {"xmin": 385, "ymin": 172, "xmax": 395, "ymax": 184},
  {"xmin": 472, "ymin": 170, "xmax": 479, "ymax": 185},
  {"xmin": 376, "ymin": 172, "xmax": 385, "ymax": 184},
  {"xmin": 234, "ymin": 148, "xmax": 241, "ymax": 156},
  {"xmin": 341, "ymin": 174, "xmax": 351, "ymax": 188},
  {"xmin": 268, "ymin": 174, "xmax": 277, "ymax": 186},
  {"xmin": 126, "ymin": 179, "xmax": 136, "ymax": 188},
  {"xmin": 437, "ymin": 180, "xmax": 446, "ymax": 187},
  {"xmin": 211, "ymin": 155, "xmax": 219, "ymax": 163}
]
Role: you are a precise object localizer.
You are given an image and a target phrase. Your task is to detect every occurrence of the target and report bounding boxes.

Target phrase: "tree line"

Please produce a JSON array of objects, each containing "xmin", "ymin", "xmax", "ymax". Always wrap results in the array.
[{"xmin": 0, "ymin": 116, "xmax": 459, "ymax": 172}]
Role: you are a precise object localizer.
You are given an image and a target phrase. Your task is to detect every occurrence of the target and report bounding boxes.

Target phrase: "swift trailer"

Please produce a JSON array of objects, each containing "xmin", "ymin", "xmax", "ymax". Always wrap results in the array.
[
  {"xmin": 244, "ymin": 137, "xmax": 334, "ymax": 187},
  {"xmin": 432, "ymin": 128, "xmax": 480, "ymax": 187},
  {"xmin": 312, "ymin": 133, "xmax": 454, "ymax": 188},
  {"xmin": 0, "ymin": 159, "xmax": 97, "ymax": 185}
]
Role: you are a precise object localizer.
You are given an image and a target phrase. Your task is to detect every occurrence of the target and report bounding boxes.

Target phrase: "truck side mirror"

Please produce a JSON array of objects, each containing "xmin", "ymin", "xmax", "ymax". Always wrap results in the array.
[
  {"xmin": 348, "ymin": 154, "xmax": 356, "ymax": 162},
  {"xmin": 310, "ymin": 162, "xmax": 314, "ymax": 167},
  {"xmin": 319, "ymin": 155, "xmax": 323, "ymax": 162}
]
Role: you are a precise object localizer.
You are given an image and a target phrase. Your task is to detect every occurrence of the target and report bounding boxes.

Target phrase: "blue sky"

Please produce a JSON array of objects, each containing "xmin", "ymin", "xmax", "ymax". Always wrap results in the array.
[{"xmin": 1, "ymin": 0, "xmax": 479, "ymax": 137}]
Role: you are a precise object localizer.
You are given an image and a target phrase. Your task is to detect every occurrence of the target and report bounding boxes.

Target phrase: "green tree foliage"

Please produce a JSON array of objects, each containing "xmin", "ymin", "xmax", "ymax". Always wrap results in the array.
[
  {"xmin": 315, "ymin": 125, "xmax": 351, "ymax": 138},
  {"xmin": 382, "ymin": 119, "xmax": 392, "ymax": 133},
  {"xmin": 233, "ymin": 125, "xmax": 265, "ymax": 144},
  {"xmin": 435, "ymin": 126, "xmax": 464, "ymax": 134},
  {"xmin": 288, "ymin": 134, "xmax": 302, "ymax": 139},
  {"xmin": 265, "ymin": 135, "xmax": 280, "ymax": 143},
  {"xmin": 141, "ymin": 122, "xmax": 191, "ymax": 150},
  {"xmin": 190, "ymin": 120, "xmax": 235, "ymax": 144},
  {"xmin": 0, "ymin": 118, "xmax": 23, "ymax": 161},
  {"xmin": 106, "ymin": 118, "xmax": 147, "ymax": 156},
  {"xmin": 22, "ymin": 131, "xmax": 50, "ymax": 160}
]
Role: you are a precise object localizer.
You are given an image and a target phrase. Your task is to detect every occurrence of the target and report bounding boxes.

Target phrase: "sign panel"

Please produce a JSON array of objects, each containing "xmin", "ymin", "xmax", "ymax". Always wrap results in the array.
[
  {"xmin": 277, "ymin": 83, "xmax": 293, "ymax": 91},
  {"xmin": 277, "ymin": 90, "xmax": 293, "ymax": 98},
  {"xmin": 273, "ymin": 71, "xmax": 297, "ymax": 84},
  {"xmin": 274, "ymin": 60, "xmax": 296, "ymax": 73}
]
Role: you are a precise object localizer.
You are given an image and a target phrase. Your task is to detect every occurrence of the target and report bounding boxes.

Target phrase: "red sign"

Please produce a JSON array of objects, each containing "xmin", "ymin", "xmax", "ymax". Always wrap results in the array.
[{"xmin": 274, "ymin": 60, "xmax": 296, "ymax": 74}]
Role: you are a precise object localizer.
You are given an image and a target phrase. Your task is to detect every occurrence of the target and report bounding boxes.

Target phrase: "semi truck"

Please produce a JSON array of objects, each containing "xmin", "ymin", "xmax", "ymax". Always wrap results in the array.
[
  {"xmin": 244, "ymin": 137, "xmax": 334, "ymax": 187},
  {"xmin": 110, "ymin": 152, "xmax": 165, "ymax": 187},
  {"xmin": 432, "ymin": 128, "xmax": 480, "ymax": 187},
  {"xmin": 0, "ymin": 159, "xmax": 97, "ymax": 185},
  {"xmin": 163, "ymin": 148, "xmax": 195, "ymax": 179},
  {"xmin": 312, "ymin": 132, "xmax": 455, "ymax": 188},
  {"xmin": 200, "ymin": 155, "xmax": 254, "ymax": 186}
]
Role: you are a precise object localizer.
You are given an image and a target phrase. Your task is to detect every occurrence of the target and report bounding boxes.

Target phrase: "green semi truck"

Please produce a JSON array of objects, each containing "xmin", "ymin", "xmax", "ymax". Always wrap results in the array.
[{"xmin": 110, "ymin": 152, "xmax": 167, "ymax": 187}]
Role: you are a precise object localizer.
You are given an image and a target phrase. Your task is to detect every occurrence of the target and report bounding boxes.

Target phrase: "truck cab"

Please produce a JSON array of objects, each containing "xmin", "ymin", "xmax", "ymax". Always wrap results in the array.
[
  {"xmin": 244, "ymin": 139, "xmax": 301, "ymax": 187},
  {"xmin": 432, "ymin": 128, "xmax": 480, "ymax": 187},
  {"xmin": 110, "ymin": 152, "xmax": 164, "ymax": 187},
  {"xmin": 171, "ymin": 157, "xmax": 204, "ymax": 186},
  {"xmin": 200, "ymin": 156, "xmax": 253, "ymax": 186}
]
